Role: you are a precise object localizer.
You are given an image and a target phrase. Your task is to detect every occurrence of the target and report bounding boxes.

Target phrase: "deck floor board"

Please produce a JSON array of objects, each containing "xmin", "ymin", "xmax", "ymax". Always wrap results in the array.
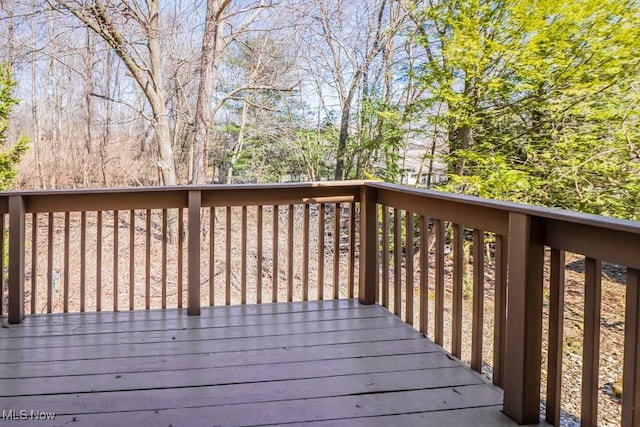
[{"xmin": 0, "ymin": 300, "xmax": 523, "ymax": 426}]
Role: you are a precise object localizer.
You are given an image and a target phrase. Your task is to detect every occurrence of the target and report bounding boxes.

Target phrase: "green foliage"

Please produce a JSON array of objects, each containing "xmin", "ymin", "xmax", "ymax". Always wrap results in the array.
[
  {"xmin": 352, "ymin": 97, "xmax": 406, "ymax": 181},
  {"xmin": 0, "ymin": 136, "xmax": 29, "ymax": 190},
  {"xmin": 233, "ymin": 134, "xmax": 309, "ymax": 183},
  {"xmin": 415, "ymin": 0, "xmax": 640, "ymax": 219},
  {"xmin": 0, "ymin": 62, "xmax": 29, "ymax": 190}
]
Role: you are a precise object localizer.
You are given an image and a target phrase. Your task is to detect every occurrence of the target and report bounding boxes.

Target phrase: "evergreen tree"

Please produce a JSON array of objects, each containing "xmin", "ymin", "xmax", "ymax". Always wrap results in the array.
[
  {"xmin": 0, "ymin": 62, "xmax": 29, "ymax": 190},
  {"xmin": 414, "ymin": 0, "xmax": 640, "ymax": 219}
]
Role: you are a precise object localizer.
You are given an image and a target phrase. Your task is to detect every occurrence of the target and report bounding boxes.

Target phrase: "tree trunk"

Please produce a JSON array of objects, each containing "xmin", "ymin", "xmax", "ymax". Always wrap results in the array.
[
  {"xmin": 335, "ymin": 100, "xmax": 352, "ymax": 181},
  {"xmin": 152, "ymin": 115, "xmax": 177, "ymax": 186},
  {"xmin": 54, "ymin": 0, "xmax": 178, "ymax": 186},
  {"xmin": 83, "ymin": 28, "xmax": 94, "ymax": 187},
  {"xmin": 146, "ymin": 1, "xmax": 177, "ymax": 186},
  {"xmin": 30, "ymin": 0, "xmax": 45, "ymax": 188},
  {"xmin": 101, "ymin": 51, "xmax": 116, "ymax": 187},
  {"xmin": 4, "ymin": 1, "xmax": 13, "ymax": 65},
  {"xmin": 227, "ymin": 101, "xmax": 248, "ymax": 184},
  {"xmin": 192, "ymin": 0, "xmax": 228, "ymax": 184},
  {"xmin": 452, "ymin": 124, "xmax": 471, "ymax": 175}
]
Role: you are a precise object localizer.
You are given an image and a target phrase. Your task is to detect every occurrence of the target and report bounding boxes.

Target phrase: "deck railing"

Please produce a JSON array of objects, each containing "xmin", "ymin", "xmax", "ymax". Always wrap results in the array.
[
  {"xmin": 0, "ymin": 182, "xmax": 362, "ymax": 318},
  {"xmin": 2, "ymin": 181, "xmax": 640, "ymax": 426}
]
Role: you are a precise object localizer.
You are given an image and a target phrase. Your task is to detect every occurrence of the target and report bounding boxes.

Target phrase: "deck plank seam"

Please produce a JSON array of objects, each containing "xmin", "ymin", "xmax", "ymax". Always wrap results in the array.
[
  {"xmin": 0, "ymin": 325, "xmax": 418, "ymax": 353},
  {"xmin": 0, "ymin": 312, "xmax": 393, "ymax": 337},
  {"xmin": 0, "ymin": 336, "xmax": 429, "ymax": 365},
  {"xmin": 5, "ymin": 300, "xmax": 378, "ymax": 328},
  {"xmin": 257, "ymin": 405, "xmax": 507, "ymax": 427},
  {"xmin": 0, "ymin": 352, "xmax": 450, "ymax": 381},
  {"xmin": 0, "ymin": 379, "xmax": 492, "ymax": 413},
  {"xmin": 0, "ymin": 315, "xmax": 395, "ymax": 342},
  {"xmin": 0, "ymin": 317, "xmax": 400, "ymax": 352}
]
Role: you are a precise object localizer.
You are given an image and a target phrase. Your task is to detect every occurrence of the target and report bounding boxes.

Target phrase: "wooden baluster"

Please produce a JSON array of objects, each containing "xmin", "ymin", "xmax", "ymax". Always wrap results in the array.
[
  {"xmin": 303, "ymin": 204, "xmax": 309, "ymax": 301},
  {"xmin": 80, "ymin": 211, "xmax": 86, "ymax": 312},
  {"xmin": 0, "ymin": 213, "xmax": 4, "ymax": 316},
  {"xmin": 316, "ymin": 203, "xmax": 324, "ymax": 300},
  {"xmin": 145, "ymin": 209, "xmax": 151, "ymax": 310},
  {"xmin": 348, "ymin": 202, "xmax": 355, "ymax": 299},
  {"xmin": 333, "ymin": 202, "xmax": 340, "ymax": 300},
  {"xmin": 406, "ymin": 212, "xmax": 414, "ymax": 326},
  {"xmin": 623, "ymin": 267, "xmax": 640, "ymax": 427},
  {"xmin": 161, "ymin": 209, "xmax": 167, "ymax": 309},
  {"xmin": 113, "ymin": 210, "xmax": 119, "ymax": 311},
  {"xmin": 382, "ymin": 207, "xmax": 389, "ymax": 308},
  {"xmin": 546, "ymin": 248, "xmax": 565, "ymax": 425},
  {"xmin": 96, "ymin": 211, "xmax": 102, "ymax": 312},
  {"xmin": 393, "ymin": 208, "xmax": 401, "ymax": 316},
  {"xmin": 452, "ymin": 223, "xmax": 463, "ymax": 357},
  {"xmin": 129, "ymin": 209, "xmax": 135, "ymax": 310},
  {"xmin": 581, "ymin": 257, "xmax": 602, "ymax": 426},
  {"xmin": 177, "ymin": 208, "xmax": 184, "ymax": 308},
  {"xmin": 471, "ymin": 229, "xmax": 485, "ymax": 372},
  {"xmin": 493, "ymin": 233, "xmax": 507, "ymax": 387},
  {"xmin": 241, "ymin": 206, "xmax": 247, "ymax": 305},
  {"xmin": 257, "ymin": 206, "xmax": 263, "ymax": 304},
  {"xmin": 63, "ymin": 212, "xmax": 70, "ymax": 313},
  {"xmin": 31, "ymin": 213, "xmax": 37, "ymax": 314},
  {"xmin": 273, "ymin": 205, "xmax": 279, "ymax": 303},
  {"xmin": 47, "ymin": 212, "xmax": 53, "ymax": 313},
  {"xmin": 210, "ymin": 207, "xmax": 215, "ymax": 306},
  {"xmin": 288, "ymin": 204, "xmax": 294, "ymax": 302},
  {"xmin": 434, "ymin": 219, "xmax": 445, "ymax": 346},
  {"xmin": 419, "ymin": 216, "xmax": 428, "ymax": 335},
  {"xmin": 226, "ymin": 206, "xmax": 231, "ymax": 306}
]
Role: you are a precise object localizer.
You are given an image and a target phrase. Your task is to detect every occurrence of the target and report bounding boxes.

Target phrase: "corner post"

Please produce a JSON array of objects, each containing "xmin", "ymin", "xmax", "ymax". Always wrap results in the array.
[
  {"xmin": 8, "ymin": 195, "xmax": 25, "ymax": 324},
  {"xmin": 358, "ymin": 184, "xmax": 377, "ymax": 304},
  {"xmin": 187, "ymin": 190, "xmax": 201, "ymax": 316},
  {"xmin": 503, "ymin": 212, "xmax": 544, "ymax": 424},
  {"xmin": 622, "ymin": 268, "xmax": 640, "ymax": 427}
]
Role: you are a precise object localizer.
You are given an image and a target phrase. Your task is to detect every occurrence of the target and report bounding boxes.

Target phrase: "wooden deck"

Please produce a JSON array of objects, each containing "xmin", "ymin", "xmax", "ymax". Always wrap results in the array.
[{"xmin": 0, "ymin": 300, "xmax": 520, "ymax": 426}]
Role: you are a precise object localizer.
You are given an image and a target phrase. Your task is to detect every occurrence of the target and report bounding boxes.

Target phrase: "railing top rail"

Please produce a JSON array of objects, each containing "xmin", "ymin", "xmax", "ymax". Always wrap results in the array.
[
  {"xmin": 0, "ymin": 181, "xmax": 364, "ymax": 214},
  {"xmin": 1, "ymin": 179, "xmax": 638, "ymax": 235},
  {"xmin": 0, "ymin": 180, "xmax": 365, "ymax": 197},
  {"xmin": 367, "ymin": 181, "xmax": 640, "ymax": 235}
]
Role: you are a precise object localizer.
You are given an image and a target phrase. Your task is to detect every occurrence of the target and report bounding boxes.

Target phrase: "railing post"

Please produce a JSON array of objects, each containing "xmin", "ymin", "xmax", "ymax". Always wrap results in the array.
[
  {"xmin": 493, "ymin": 234, "xmax": 508, "ymax": 388},
  {"xmin": 503, "ymin": 212, "xmax": 544, "ymax": 424},
  {"xmin": 187, "ymin": 190, "xmax": 201, "ymax": 316},
  {"xmin": 8, "ymin": 195, "xmax": 25, "ymax": 324},
  {"xmin": 358, "ymin": 184, "xmax": 377, "ymax": 305},
  {"xmin": 623, "ymin": 268, "xmax": 640, "ymax": 427}
]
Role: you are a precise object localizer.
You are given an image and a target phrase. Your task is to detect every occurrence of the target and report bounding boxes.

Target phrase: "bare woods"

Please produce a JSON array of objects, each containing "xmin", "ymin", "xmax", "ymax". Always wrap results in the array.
[{"xmin": 2, "ymin": 1, "xmax": 422, "ymax": 189}]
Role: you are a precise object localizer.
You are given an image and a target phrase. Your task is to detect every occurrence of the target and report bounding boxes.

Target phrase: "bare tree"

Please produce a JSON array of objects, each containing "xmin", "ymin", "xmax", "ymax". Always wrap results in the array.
[
  {"xmin": 0, "ymin": 0, "xmax": 14, "ymax": 64},
  {"xmin": 5, "ymin": 0, "xmax": 429, "ymax": 189},
  {"xmin": 82, "ymin": 27, "xmax": 94, "ymax": 186},
  {"xmin": 192, "ymin": 0, "xmax": 276, "ymax": 184},
  {"xmin": 303, "ymin": 0, "xmax": 407, "ymax": 180},
  {"xmin": 50, "ymin": 0, "xmax": 178, "ymax": 185},
  {"xmin": 191, "ymin": 0, "xmax": 231, "ymax": 185}
]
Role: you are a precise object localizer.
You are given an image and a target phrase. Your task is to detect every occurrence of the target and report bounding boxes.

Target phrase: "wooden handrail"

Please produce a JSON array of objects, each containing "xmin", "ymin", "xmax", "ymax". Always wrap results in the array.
[
  {"xmin": 3, "ymin": 181, "xmax": 640, "ymax": 425},
  {"xmin": 2, "ymin": 183, "xmax": 363, "ymax": 322},
  {"xmin": 364, "ymin": 181, "xmax": 640, "ymax": 426},
  {"xmin": 366, "ymin": 181, "xmax": 640, "ymax": 233}
]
